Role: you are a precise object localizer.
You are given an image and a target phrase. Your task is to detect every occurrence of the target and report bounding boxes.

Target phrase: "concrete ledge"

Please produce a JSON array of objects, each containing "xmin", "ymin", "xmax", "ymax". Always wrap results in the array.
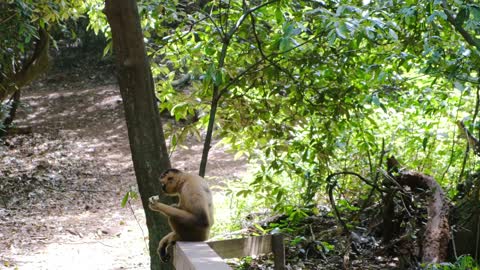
[
  {"xmin": 174, "ymin": 241, "xmax": 232, "ymax": 270},
  {"xmin": 173, "ymin": 234, "xmax": 285, "ymax": 270}
]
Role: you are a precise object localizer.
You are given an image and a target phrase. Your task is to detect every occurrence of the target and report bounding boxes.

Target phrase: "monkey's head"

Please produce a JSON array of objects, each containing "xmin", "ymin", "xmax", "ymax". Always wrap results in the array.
[{"xmin": 159, "ymin": 168, "xmax": 183, "ymax": 195}]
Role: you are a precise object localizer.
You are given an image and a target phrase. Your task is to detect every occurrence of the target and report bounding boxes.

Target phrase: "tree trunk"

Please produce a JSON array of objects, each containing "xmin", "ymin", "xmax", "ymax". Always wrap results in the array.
[
  {"xmin": 104, "ymin": 1, "xmax": 173, "ymax": 269},
  {"xmin": 0, "ymin": 28, "xmax": 49, "ymax": 101}
]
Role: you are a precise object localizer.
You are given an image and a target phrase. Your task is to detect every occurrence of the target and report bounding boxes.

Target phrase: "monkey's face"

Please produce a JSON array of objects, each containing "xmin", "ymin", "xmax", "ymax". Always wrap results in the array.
[{"xmin": 160, "ymin": 172, "xmax": 180, "ymax": 195}]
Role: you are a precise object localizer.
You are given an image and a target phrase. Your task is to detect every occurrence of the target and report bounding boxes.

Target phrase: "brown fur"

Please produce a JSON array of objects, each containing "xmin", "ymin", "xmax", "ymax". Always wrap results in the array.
[{"xmin": 149, "ymin": 169, "xmax": 213, "ymax": 262}]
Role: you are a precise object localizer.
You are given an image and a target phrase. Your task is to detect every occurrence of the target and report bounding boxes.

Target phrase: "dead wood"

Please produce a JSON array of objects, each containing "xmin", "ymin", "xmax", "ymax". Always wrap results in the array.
[{"xmin": 393, "ymin": 166, "xmax": 450, "ymax": 263}]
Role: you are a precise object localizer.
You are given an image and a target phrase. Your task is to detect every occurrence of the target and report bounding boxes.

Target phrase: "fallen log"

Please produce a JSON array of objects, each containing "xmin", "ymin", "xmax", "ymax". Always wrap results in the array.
[{"xmin": 388, "ymin": 157, "xmax": 450, "ymax": 263}]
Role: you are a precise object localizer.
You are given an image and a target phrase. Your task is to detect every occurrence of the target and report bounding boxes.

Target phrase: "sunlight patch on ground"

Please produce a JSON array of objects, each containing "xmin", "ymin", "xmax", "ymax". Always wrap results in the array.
[{"xmin": 4, "ymin": 209, "xmax": 149, "ymax": 270}]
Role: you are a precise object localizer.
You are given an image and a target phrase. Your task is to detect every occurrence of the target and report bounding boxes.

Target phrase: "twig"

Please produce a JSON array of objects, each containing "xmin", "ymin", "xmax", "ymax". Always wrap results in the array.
[
  {"xmin": 459, "ymin": 82, "xmax": 480, "ymax": 182},
  {"xmin": 227, "ymin": 0, "xmax": 278, "ymax": 40},
  {"xmin": 128, "ymin": 200, "xmax": 149, "ymax": 252},
  {"xmin": 441, "ymin": 91, "xmax": 465, "ymax": 181},
  {"xmin": 451, "ymin": 227, "xmax": 458, "ymax": 260},
  {"xmin": 0, "ymin": 13, "xmax": 16, "ymax": 25},
  {"xmin": 249, "ymin": 10, "xmax": 298, "ymax": 82},
  {"xmin": 199, "ymin": 0, "xmax": 278, "ymax": 177},
  {"xmin": 379, "ymin": 168, "xmax": 404, "ymax": 190},
  {"xmin": 197, "ymin": 8, "xmax": 225, "ymax": 40},
  {"xmin": 326, "ymin": 171, "xmax": 382, "ymax": 234},
  {"xmin": 360, "ymin": 139, "xmax": 386, "ymax": 212},
  {"xmin": 217, "ymin": 37, "xmax": 320, "ymax": 102},
  {"xmin": 441, "ymin": 0, "xmax": 480, "ymax": 52},
  {"xmin": 94, "ymin": 239, "xmax": 115, "ymax": 248}
]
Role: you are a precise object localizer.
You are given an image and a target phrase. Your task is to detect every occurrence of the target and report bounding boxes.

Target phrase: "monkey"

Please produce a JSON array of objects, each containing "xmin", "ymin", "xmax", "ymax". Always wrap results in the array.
[{"xmin": 148, "ymin": 168, "xmax": 214, "ymax": 262}]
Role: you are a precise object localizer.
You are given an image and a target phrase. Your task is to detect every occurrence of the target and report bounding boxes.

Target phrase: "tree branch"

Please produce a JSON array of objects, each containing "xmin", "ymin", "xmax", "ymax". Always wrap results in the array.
[
  {"xmin": 198, "ymin": 0, "xmax": 277, "ymax": 177},
  {"xmin": 457, "ymin": 120, "xmax": 480, "ymax": 155},
  {"xmin": 326, "ymin": 171, "xmax": 380, "ymax": 234},
  {"xmin": 1, "ymin": 28, "xmax": 50, "ymax": 101},
  {"xmin": 227, "ymin": 0, "xmax": 278, "ymax": 40},
  {"xmin": 441, "ymin": 0, "xmax": 480, "ymax": 52},
  {"xmin": 248, "ymin": 7, "xmax": 298, "ymax": 82}
]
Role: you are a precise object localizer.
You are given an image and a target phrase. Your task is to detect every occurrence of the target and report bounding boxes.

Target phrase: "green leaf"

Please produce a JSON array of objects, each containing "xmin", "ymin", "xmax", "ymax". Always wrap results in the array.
[
  {"xmin": 471, "ymin": 5, "xmax": 480, "ymax": 21},
  {"xmin": 388, "ymin": 29, "xmax": 398, "ymax": 41},
  {"xmin": 422, "ymin": 136, "xmax": 428, "ymax": 151},
  {"xmin": 276, "ymin": 190, "xmax": 284, "ymax": 202},
  {"xmin": 171, "ymin": 134, "xmax": 177, "ymax": 148},
  {"xmin": 457, "ymin": 8, "xmax": 469, "ymax": 25},
  {"xmin": 204, "ymin": 45, "xmax": 215, "ymax": 56},
  {"xmin": 335, "ymin": 21, "xmax": 349, "ymax": 39},
  {"xmin": 279, "ymin": 37, "xmax": 290, "ymax": 52},
  {"xmin": 365, "ymin": 27, "xmax": 375, "ymax": 39},
  {"xmin": 254, "ymin": 223, "xmax": 267, "ymax": 234},
  {"xmin": 275, "ymin": 7, "xmax": 284, "ymax": 23},
  {"xmin": 454, "ymin": 81, "xmax": 465, "ymax": 92},
  {"xmin": 171, "ymin": 102, "xmax": 188, "ymax": 120},
  {"xmin": 103, "ymin": 41, "xmax": 112, "ymax": 56},
  {"xmin": 427, "ymin": 10, "xmax": 447, "ymax": 23},
  {"xmin": 121, "ymin": 192, "xmax": 129, "ymax": 208}
]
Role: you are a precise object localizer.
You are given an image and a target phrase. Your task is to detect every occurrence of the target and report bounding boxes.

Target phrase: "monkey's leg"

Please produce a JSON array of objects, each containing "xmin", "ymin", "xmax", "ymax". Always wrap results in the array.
[{"xmin": 158, "ymin": 231, "xmax": 178, "ymax": 262}]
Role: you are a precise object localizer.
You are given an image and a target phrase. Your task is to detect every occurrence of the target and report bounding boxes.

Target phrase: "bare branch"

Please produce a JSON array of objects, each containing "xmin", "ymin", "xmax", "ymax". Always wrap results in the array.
[{"xmin": 441, "ymin": 0, "xmax": 480, "ymax": 51}]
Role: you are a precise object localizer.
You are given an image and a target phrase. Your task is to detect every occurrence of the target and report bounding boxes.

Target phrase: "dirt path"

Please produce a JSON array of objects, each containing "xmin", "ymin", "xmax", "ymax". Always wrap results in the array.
[{"xmin": 0, "ymin": 52, "xmax": 245, "ymax": 269}]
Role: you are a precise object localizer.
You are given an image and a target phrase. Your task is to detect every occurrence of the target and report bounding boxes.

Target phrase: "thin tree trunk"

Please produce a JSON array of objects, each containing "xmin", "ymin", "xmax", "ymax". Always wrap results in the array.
[
  {"xmin": 104, "ymin": 1, "xmax": 173, "ymax": 269},
  {"xmin": 1, "ymin": 28, "xmax": 49, "ymax": 101},
  {"xmin": 199, "ymin": 87, "xmax": 219, "ymax": 177}
]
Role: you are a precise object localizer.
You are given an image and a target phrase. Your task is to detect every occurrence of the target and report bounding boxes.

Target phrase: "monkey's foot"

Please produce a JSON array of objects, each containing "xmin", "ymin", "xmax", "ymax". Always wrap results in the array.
[
  {"xmin": 159, "ymin": 251, "xmax": 171, "ymax": 263},
  {"xmin": 158, "ymin": 243, "xmax": 172, "ymax": 263}
]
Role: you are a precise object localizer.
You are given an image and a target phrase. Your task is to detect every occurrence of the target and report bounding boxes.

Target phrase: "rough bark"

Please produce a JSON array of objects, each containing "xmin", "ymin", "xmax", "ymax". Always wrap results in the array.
[
  {"xmin": 104, "ymin": 1, "xmax": 174, "ymax": 269},
  {"xmin": 382, "ymin": 190, "xmax": 395, "ymax": 243},
  {"xmin": 0, "ymin": 28, "xmax": 50, "ymax": 101},
  {"xmin": 396, "ymin": 170, "xmax": 450, "ymax": 263},
  {"xmin": 382, "ymin": 157, "xmax": 400, "ymax": 243}
]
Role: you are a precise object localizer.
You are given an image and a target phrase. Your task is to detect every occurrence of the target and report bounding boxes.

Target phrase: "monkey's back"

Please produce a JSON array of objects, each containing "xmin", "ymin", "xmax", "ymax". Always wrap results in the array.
[{"xmin": 173, "ymin": 173, "xmax": 213, "ymax": 241}]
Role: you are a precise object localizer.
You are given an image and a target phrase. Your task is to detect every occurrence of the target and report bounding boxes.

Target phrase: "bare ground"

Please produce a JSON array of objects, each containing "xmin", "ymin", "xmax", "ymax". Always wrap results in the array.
[{"xmin": 0, "ymin": 52, "xmax": 246, "ymax": 269}]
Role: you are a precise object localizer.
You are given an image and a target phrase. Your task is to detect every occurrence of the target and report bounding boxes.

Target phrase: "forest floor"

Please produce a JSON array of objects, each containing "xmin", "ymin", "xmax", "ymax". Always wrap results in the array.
[{"xmin": 0, "ymin": 48, "xmax": 246, "ymax": 270}]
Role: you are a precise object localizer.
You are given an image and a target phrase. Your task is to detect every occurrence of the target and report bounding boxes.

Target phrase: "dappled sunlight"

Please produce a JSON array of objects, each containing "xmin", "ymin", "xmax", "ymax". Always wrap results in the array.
[
  {"xmin": 5, "ymin": 207, "xmax": 149, "ymax": 270},
  {"xmin": 0, "ymin": 58, "xmax": 246, "ymax": 269},
  {"xmin": 16, "ymin": 83, "xmax": 124, "ymax": 134}
]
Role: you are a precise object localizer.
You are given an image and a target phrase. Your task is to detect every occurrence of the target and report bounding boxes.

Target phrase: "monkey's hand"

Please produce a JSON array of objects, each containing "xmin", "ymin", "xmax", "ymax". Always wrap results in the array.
[
  {"xmin": 149, "ymin": 195, "xmax": 160, "ymax": 204},
  {"xmin": 149, "ymin": 196, "xmax": 164, "ymax": 212}
]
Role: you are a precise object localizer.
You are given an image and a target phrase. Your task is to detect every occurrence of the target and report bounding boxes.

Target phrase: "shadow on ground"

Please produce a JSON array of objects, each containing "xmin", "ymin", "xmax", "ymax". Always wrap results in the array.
[{"xmin": 0, "ymin": 51, "xmax": 246, "ymax": 269}]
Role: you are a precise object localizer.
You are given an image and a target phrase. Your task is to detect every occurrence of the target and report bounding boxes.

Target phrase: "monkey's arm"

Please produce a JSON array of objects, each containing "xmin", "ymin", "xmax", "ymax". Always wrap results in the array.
[{"xmin": 149, "ymin": 197, "xmax": 196, "ymax": 221}]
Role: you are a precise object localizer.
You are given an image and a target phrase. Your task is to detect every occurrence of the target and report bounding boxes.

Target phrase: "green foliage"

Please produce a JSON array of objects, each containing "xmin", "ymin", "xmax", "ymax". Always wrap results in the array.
[
  {"xmin": 121, "ymin": 189, "xmax": 139, "ymax": 208},
  {"xmin": 423, "ymin": 255, "xmax": 479, "ymax": 270},
  {"xmin": 0, "ymin": 0, "xmax": 85, "ymax": 96},
  {"xmin": 85, "ymin": 0, "xmax": 480, "ymax": 228},
  {"xmin": 7, "ymin": 0, "xmax": 480, "ymax": 245}
]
